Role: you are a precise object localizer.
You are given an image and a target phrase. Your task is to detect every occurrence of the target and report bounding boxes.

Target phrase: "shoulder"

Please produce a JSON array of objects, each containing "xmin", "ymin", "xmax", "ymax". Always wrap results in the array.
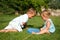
[
  {"xmin": 46, "ymin": 19, "xmax": 51, "ymax": 23},
  {"xmin": 46, "ymin": 19, "xmax": 53, "ymax": 24},
  {"xmin": 23, "ymin": 14, "xmax": 28, "ymax": 19},
  {"xmin": 19, "ymin": 14, "xmax": 28, "ymax": 18},
  {"xmin": 47, "ymin": 19, "xmax": 52, "ymax": 22}
]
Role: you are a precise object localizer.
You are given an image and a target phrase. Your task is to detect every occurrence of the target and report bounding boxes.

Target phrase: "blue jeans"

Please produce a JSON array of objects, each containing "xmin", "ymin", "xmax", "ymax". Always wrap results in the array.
[{"xmin": 27, "ymin": 28, "xmax": 40, "ymax": 34}]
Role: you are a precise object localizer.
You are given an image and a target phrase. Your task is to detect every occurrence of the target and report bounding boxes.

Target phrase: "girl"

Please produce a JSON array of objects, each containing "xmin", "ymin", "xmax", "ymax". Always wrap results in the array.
[{"xmin": 27, "ymin": 10, "xmax": 55, "ymax": 34}]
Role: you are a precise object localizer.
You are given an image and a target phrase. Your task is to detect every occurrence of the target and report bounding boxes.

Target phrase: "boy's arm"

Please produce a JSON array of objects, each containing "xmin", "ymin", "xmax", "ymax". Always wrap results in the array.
[
  {"xmin": 32, "ymin": 21, "xmax": 50, "ymax": 34},
  {"xmin": 21, "ymin": 22, "xmax": 27, "ymax": 28},
  {"xmin": 22, "ymin": 22, "xmax": 26, "ymax": 25}
]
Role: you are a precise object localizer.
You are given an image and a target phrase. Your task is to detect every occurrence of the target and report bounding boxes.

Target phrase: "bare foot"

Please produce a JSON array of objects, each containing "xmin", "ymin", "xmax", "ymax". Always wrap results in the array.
[
  {"xmin": 32, "ymin": 32, "xmax": 36, "ymax": 34},
  {"xmin": 46, "ymin": 31, "xmax": 51, "ymax": 35}
]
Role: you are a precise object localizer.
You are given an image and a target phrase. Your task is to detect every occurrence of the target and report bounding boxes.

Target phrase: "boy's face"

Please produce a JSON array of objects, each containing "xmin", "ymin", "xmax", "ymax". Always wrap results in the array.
[
  {"xmin": 29, "ymin": 13, "xmax": 35, "ymax": 19},
  {"xmin": 28, "ymin": 11, "xmax": 36, "ymax": 18}
]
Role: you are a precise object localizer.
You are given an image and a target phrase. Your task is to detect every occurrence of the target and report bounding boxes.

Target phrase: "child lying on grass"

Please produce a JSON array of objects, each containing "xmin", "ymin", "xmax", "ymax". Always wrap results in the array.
[
  {"xmin": 0, "ymin": 8, "xmax": 36, "ymax": 32},
  {"xmin": 27, "ymin": 10, "xmax": 55, "ymax": 34}
]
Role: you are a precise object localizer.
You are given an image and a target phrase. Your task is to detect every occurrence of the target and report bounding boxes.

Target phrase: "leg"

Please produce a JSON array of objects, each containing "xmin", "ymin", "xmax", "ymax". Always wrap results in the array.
[
  {"xmin": 6, "ymin": 29, "xmax": 18, "ymax": 32},
  {"xmin": 0, "ymin": 29, "xmax": 18, "ymax": 32},
  {"xmin": 46, "ymin": 31, "xmax": 50, "ymax": 34},
  {"xmin": 0, "ymin": 29, "xmax": 8, "ymax": 32}
]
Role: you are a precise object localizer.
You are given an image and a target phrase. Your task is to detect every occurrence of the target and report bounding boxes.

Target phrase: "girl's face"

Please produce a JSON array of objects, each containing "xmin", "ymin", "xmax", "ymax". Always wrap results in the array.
[{"xmin": 41, "ymin": 14, "xmax": 47, "ymax": 21}]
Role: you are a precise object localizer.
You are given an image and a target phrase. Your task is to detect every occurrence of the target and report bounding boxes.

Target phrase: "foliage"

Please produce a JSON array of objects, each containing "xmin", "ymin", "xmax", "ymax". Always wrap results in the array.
[
  {"xmin": 0, "ymin": 0, "xmax": 60, "ymax": 14},
  {"xmin": 0, "ymin": 0, "xmax": 48, "ymax": 14},
  {"xmin": 48, "ymin": 0, "xmax": 60, "ymax": 9}
]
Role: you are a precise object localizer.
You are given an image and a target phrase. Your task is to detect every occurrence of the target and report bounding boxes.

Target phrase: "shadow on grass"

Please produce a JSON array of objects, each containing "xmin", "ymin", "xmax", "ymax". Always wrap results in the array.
[
  {"xmin": 27, "ymin": 25, "xmax": 34, "ymax": 28},
  {"xmin": 22, "ymin": 25, "xmax": 34, "ymax": 29},
  {"xmin": 26, "ymin": 25, "xmax": 44, "ymax": 29}
]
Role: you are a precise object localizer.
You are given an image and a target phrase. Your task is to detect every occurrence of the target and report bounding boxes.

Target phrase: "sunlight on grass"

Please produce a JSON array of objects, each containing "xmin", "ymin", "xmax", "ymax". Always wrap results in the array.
[{"xmin": 0, "ymin": 14, "xmax": 60, "ymax": 40}]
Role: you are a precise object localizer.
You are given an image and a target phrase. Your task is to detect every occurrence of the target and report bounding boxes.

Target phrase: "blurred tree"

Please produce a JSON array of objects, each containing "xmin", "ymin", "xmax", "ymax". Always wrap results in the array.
[
  {"xmin": 48, "ymin": 0, "xmax": 60, "ymax": 9},
  {"xmin": 0, "ymin": 0, "xmax": 49, "ymax": 14}
]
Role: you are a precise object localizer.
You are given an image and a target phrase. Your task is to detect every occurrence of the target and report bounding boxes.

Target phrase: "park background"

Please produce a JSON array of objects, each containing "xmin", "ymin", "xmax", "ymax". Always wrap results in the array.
[{"xmin": 0, "ymin": 0, "xmax": 60, "ymax": 40}]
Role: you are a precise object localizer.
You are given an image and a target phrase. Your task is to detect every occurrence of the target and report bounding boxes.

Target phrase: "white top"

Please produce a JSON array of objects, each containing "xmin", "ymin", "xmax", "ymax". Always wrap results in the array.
[
  {"xmin": 10, "ymin": 14, "xmax": 28, "ymax": 25},
  {"xmin": 8, "ymin": 14, "xmax": 28, "ymax": 32},
  {"xmin": 10, "ymin": 14, "xmax": 28, "ymax": 27}
]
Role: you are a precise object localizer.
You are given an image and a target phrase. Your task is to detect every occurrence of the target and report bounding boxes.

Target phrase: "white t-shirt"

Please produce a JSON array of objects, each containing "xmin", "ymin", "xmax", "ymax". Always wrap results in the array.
[
  {"xmin": 5, "ymin": 14, "xmax": 28, "ymax": 32},
  {"xmin": 10, "ymin": 14, "xmax": 28, "ymax": 25}
]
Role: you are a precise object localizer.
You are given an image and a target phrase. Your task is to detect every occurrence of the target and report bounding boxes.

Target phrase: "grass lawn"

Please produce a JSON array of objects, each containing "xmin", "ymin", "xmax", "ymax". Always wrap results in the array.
[{"xmin": 0, "ymin": 14, "xmax": 60, "ymax": 40}]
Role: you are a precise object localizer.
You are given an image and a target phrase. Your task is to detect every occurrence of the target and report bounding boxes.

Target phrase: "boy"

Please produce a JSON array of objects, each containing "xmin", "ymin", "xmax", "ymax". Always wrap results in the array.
[{"xmin": 0, "ymin": 8, "xmax": 36, "ymax": 32}]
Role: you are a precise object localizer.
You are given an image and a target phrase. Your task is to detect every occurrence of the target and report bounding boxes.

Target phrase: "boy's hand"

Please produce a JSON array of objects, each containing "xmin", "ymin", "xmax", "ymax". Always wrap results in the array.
[
  {"xmin": 22, "ymin": 22, "xmax": 26, "ymax": 25},
  {"xmin": 22, "ymin": 22, "xmax": 28, "ymax": 29}
]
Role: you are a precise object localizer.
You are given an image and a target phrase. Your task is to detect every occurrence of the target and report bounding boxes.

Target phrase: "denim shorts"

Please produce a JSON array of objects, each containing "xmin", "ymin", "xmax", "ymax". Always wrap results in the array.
[{"xmin": 27, "ymin": 28, "xmax": 40, "ymax": 34}]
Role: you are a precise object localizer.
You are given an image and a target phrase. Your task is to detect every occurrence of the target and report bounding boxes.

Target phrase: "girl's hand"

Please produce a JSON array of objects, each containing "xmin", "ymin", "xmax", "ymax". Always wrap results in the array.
[{"xmin": 40, "ymin": 28, "xmax": 43, "ymax": 31}]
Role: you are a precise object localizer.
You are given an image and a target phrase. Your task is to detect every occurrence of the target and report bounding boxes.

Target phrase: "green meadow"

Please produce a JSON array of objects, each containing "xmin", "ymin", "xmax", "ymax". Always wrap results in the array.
[{"xmin": 0, "ymin": 14, "xmax": 60, "ymax": 40}]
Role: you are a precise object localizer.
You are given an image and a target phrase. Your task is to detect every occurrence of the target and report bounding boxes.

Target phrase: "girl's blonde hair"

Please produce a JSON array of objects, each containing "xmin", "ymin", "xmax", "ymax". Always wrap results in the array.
[{"xmin": 41, "ymin": 10, "xmax": 51, "ymax": 17}]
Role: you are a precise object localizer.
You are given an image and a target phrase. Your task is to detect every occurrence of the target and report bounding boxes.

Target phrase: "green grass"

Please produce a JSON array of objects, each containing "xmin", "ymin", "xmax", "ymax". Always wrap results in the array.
[{"xmin": 0, "ymin": 14, "xmax": 60, "ymax": 40}]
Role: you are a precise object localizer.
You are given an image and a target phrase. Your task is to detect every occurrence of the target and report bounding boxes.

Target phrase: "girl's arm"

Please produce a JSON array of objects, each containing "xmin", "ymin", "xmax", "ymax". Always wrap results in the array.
[{"xmin": 32, "ymin": 21, "xmax": 50, "ymax": 34}]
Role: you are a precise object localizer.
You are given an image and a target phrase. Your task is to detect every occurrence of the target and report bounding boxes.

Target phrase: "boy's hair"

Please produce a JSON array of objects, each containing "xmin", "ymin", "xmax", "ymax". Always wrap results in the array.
[
  {"xmin": 41, "ymin": 10, "xmax": 51, "ymax": 17},
  {"xmin": 27, "ymin": 8, "xmax": 36, "ymax": 14}
]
